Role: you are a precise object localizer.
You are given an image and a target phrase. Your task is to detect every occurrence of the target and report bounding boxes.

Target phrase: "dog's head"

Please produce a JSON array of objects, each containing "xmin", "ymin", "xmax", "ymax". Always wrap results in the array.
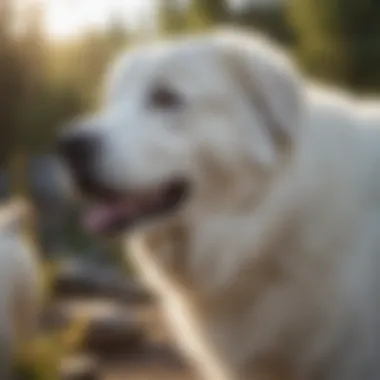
[{"xmin": 58, "ymin": 29, "xmax": 304, "ymax": 236}]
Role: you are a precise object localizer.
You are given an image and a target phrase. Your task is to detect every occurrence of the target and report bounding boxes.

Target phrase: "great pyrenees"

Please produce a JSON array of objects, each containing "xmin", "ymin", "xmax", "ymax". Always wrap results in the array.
[{"xmin": 58, "ymin": 29, "xmax": 380, "ymax": 380}]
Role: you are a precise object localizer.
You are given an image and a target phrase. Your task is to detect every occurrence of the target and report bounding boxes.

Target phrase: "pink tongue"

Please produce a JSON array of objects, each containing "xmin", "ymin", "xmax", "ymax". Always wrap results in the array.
[{"xmin": 82, "ymin": 201, "xmax": 136, "ymax": 233}]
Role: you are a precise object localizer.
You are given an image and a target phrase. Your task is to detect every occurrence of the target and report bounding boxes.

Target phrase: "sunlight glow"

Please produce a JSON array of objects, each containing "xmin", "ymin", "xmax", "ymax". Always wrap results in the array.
[{"xmin": 42, "ymin": 0, "xmax": 156, "ymax": 38}]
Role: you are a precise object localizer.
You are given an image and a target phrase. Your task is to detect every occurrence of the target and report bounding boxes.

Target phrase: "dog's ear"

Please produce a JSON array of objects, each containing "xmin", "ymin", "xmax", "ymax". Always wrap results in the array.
[{"xmin": 217, "ymin": 30, "xmax": 304, "ymax": 162}]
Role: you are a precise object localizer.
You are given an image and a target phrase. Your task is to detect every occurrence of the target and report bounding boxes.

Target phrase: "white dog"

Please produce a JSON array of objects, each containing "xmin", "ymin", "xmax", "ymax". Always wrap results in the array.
[
  {"xmin": 58, "ymin": 29, "xmax": 380, "ymax": 380},
  {"xmin": 0, "ymin": 200, "xmax": 41, "ymax": 377}
]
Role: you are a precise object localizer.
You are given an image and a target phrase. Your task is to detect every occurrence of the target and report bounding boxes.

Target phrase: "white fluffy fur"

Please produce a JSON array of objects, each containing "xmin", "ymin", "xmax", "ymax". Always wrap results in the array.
[
  {"xmin": 0, "ymin": 200, "xmax": 40, "ymax": 374},
  {"xmin": 68, "ymin": 29, "xmax": 380, "ymax": 379}
]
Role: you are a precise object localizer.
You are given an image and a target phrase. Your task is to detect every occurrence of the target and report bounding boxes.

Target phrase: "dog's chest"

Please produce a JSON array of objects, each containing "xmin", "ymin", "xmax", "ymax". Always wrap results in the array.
[
  {"xmin": 125, "ymin": 216, "xmax": 361, "ymax": 380},
  {"xmin": 127, "ymin": 229, "xmax": 234, "ymax": 380}
]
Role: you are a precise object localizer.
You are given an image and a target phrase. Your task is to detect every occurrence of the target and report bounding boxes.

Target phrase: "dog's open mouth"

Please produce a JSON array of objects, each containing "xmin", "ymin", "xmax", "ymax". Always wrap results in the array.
[{"xmin": 81, "ymin": 179, "xmax": 189, "ymax": 235}]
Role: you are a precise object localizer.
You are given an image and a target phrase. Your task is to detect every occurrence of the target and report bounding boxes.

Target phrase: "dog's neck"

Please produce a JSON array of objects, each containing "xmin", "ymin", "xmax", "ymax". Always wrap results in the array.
[
  {"xmin": 126, "ymin": 169, "xmax": 307, "ymax": 377},
  {"xmin": 127, "ymin": 114, "xmax": 357, "ymax": 300},
  {"xmin": 126, "ymin": 135, "xmax": 360, "ymax": 379},
  {"xmin": 128, "ymin": 160, "xmax": 300, "ymax": 297},
  {"xmin": 127, "ymin": 122, "xmax": 357, "ymax": 293}
]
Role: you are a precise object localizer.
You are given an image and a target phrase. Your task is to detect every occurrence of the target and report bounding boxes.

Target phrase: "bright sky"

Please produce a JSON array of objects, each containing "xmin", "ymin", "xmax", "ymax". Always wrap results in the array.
[
  {"xmin": 42, "ymin": 0, "xmax": 156, "ymax": 39},
  {"xmin": 40, "ymin": 0, "xmax": 277, "ymax": 39}
]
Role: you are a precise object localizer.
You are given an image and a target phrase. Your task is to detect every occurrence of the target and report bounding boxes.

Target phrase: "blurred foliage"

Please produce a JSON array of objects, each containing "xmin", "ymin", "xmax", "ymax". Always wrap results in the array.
[
  {"xmin": 288, "ymin": 0, "xmax": 380, "ymax": 93},
  {"xmin": 235, "ymin": 4, "xmax": 293, "ymax": 45},
  {"xmin": 0, "ymin": 0, "xmax": 130, "ymax": 194},
  {"xmin": 158, "ymin": 0, "xmax": 188, "ymax": 35},
  {"xmin": 14, "ymin": 317, "xmax": 89, "ymax": 380},
  {"xmin": 13, "ymin": 260, "xmax": 91, "ymax": 380},
  {"xmin": 158, "ymin": 0, "xmax": 292, "ymax": 41},
  {"xmin": 186, "ymin": 0, "xmax": 229, "ymax": 31}
]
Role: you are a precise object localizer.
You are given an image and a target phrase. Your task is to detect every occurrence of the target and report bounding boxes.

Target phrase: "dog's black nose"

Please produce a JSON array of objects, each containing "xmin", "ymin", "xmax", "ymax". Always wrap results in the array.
[{"xmin": 57, "ymin": 133, "xmax": 98, "ymax": 174}]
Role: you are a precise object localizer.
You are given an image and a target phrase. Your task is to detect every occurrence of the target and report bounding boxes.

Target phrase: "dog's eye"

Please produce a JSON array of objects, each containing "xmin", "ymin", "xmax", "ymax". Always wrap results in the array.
[{"xmin": 148, "ymin": 86, "xmax": 183, "ymax": 110}]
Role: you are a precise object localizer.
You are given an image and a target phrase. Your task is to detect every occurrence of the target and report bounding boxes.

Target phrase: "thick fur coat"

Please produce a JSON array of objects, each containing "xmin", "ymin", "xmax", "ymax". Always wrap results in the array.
[{"xmin": 59, "ymin": 30, "xmax": 380, "ymax": 380}]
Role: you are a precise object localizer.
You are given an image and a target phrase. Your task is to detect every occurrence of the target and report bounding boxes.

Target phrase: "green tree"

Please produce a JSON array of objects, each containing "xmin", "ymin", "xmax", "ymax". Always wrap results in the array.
[
  {"xmin": 234, "ymin": 2, "xmax": 293, "ymax": 46},
  {"xmin": 157, "ymin": 0, "xmax": 187, "ymax": 35},
  {"xmin": 289, "ymin": 0, "xmax": 380, "ymax": 92},
  {"xmin": 60, "ymin": 20, "xmax": 129, "ymax": 109},
  {"xmin": 0, "ymin": 0, "xmax": 24, "ymax": 166},
  {"xmin": 186, "ymin": 0, "xmax": 229, "ymax": 31},
  {"xmin": 17, "ymin": 1, "xmax": 48, "ymax": 152},
  {"xmin": 0, "ymin": 2, "xmax": 130, "ymax": 194}
]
